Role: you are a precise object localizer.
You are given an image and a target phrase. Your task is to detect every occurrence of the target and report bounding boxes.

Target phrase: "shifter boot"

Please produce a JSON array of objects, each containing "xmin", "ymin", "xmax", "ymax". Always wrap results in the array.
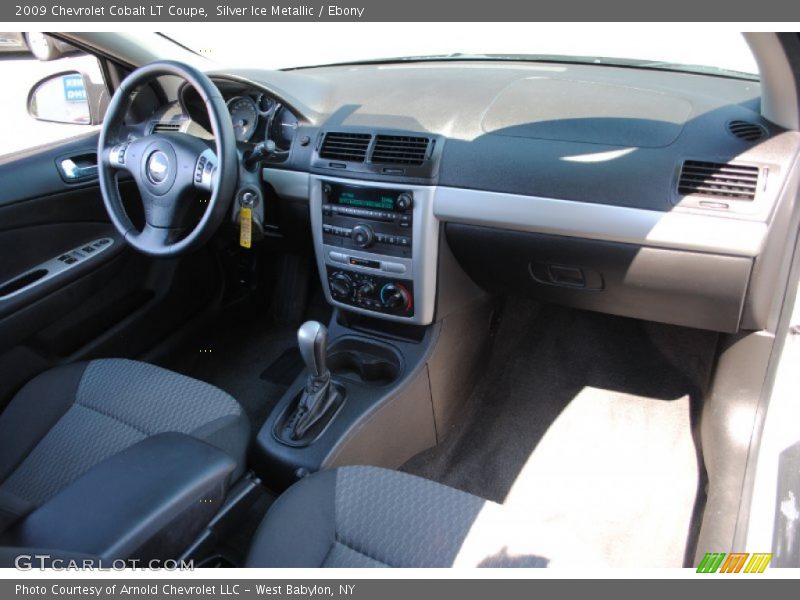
[{"xmin": 291, "ymin": 372, "xmax": 341, "ymax": 439}]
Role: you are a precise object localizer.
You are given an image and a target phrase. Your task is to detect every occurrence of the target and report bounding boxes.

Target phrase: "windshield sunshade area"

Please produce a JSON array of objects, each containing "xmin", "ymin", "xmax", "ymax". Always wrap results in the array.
[{"xmin": 160, "ymin": 24, "xmax": 758, "ymax": 77}]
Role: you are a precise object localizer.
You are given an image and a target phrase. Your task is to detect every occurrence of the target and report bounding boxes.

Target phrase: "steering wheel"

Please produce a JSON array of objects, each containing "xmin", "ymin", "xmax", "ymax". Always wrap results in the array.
[{"xmin": 98, "ymin": 61, "xmax": 238, "ymax": 257}]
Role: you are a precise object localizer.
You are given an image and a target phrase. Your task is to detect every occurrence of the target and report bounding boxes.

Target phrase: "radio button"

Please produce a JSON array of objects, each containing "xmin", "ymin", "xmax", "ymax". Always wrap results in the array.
[
  {"xmin": 329, "ymin": 252, "xmax": 347, "ymax": 263},
  {"xmin": 399, "ymin": 215, "xmax": 411, "ymax": 227},
  {"xmin": 382, "ymin": 262, "xmax": 407, "ymax": 274},
  {"xmin": 398, "ymin": 237, "xmax": 410, "ymax": 246}
]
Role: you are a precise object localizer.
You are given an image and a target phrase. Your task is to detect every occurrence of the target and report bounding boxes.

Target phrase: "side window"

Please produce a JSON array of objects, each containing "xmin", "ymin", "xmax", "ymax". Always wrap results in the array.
[{"xmin": 0, "ymin": 32, "xmax": 107, "ymax": 158}]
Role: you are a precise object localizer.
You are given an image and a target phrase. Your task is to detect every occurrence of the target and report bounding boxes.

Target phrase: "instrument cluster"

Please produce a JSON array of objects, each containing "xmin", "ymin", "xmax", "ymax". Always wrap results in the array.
[{"xmin": 180, "ymin": 81, "xmax": 300, "ymax": 153}]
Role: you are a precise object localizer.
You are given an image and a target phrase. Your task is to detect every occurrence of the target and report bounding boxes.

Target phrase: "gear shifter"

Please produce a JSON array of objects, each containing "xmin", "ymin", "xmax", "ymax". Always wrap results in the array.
[
  {"xmin": 297, "ymin": 321, "xmax": 328, "ymax": 379},
  {"xmin": 290, "ymin": 321, "xmax": 341, "ymax": 440}
]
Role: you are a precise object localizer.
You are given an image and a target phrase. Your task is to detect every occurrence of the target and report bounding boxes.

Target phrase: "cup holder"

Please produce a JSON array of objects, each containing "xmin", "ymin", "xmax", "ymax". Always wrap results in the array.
[{"xmin": 327, "ymin": 337, "xmax": 402, "ymax": 386}]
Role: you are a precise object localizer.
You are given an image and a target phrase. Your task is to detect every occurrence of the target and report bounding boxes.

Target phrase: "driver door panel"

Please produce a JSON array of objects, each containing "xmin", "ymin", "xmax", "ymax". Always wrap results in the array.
[{"xmin": 0, "ymin": 133, "xmax": 217, "ymax": 410}]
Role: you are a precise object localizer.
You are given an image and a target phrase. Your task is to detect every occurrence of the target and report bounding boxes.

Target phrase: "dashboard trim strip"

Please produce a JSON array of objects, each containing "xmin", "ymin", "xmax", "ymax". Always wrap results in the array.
[{"xmin": 433, "ymin": 186, "xmax": 766, "ymax": 258}]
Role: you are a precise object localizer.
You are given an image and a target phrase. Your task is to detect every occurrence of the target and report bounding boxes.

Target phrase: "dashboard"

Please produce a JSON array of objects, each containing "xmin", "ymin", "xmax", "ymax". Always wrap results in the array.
[{"xmin": 140, "ymin": 61, "xmax": 800, "ymax": 334}]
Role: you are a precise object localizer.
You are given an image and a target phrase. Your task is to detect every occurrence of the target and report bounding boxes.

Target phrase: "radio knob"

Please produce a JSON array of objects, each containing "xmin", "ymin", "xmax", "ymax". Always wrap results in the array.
[
  {"xmin": 396, "ymin": 192, "xmax": 413, "ymax": 211},
  {"xmin": 351, "ymin": 224, "xmax": 375, "ymax": 248},
  {"xmin": 329, "ymin": 272, "xmax": 353, "ymax": 298},
  {"xmin": 380, "ymin": 283, "xmax": 411, "ymax": 311}
]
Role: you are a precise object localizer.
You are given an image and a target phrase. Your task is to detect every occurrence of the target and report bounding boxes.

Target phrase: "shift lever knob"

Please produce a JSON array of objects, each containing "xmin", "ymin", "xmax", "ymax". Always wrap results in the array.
[{"xmin": 297, "ymin": 321, "xmax": 329, "ymax": 379}]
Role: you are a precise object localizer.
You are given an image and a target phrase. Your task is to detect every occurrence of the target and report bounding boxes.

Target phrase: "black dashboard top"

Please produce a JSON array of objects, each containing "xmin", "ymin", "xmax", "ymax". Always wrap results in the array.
[{"xmin": 164, "ymin": 60, "xmax": 799, "ymax": 213}]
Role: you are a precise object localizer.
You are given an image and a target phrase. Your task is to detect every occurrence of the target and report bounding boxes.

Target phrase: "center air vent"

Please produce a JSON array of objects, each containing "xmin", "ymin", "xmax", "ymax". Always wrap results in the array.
[
  {"xmin": 151, "ymin": 122, "xmax": 181, "ymax": 133},
  {"xmin": 678, "ymin": 160, "xmax": 760, "ymax": 201},
  {"xmin": 319, "ymin": 132, "xmax": 372, "ymax": 163},
  {"xmin": 728, "ymin": 120, "xmax": 767, "ymax": 142},
  {"xmin": 371, "ymin": 135, "xmax": 430, "ymax": 166}
]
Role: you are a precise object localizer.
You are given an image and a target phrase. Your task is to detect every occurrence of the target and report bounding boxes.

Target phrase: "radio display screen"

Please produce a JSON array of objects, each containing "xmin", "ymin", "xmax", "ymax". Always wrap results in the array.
[{"xmin": 330, "ymin": 185, "xmax": 399, "ymax": 211}]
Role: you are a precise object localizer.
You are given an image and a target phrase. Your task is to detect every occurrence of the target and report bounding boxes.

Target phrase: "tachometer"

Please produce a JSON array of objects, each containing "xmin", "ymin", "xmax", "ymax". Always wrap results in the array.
[
  {"xmin": 227, "ymin": 96, "xmax": 258, "ymax": 142},
  {"xmin": 269, "ymin": 105, "xmax": 299, "ymax": 151}
]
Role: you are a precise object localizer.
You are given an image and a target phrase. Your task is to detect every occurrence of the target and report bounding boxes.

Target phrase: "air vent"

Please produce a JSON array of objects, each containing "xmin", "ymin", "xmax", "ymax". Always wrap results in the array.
[
  {"xmin": 678, "ymin": 160, "xmax": 760, "ymax": 201},
  {"xmin": 728, "ymin": 120, "xmax": 767, "ymax": 142},
  {"xmin": 319, "ymin": 132, "xmax": 372, "ymax": 163},
  {"xmin": 151, "ymin": 122, "xmax": 181, "ymax": 133},
  {"xmin": 371, "ymin": 135, "xmax": 430, "ymax": 166}
]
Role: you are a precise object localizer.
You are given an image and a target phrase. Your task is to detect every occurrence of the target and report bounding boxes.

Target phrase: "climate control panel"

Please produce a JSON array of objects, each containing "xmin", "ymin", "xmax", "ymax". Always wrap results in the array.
[{"xmin": 326, "ymin": 266, "xmax": 414, "ymax": 317}]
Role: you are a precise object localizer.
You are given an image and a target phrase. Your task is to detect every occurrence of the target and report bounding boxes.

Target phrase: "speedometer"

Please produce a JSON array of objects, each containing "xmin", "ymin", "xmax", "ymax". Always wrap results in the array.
[{"xmin": 227, "ymin": 96, "xmax": 258, "ymax": 142}]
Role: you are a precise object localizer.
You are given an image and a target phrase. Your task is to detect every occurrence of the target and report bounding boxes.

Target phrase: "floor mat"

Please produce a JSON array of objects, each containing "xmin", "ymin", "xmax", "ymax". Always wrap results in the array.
[
  {"xmin": 158, "ymin": 298, "xmax": 300, "ymax": 435},
  {"xmin": 402, "ymin": 300, "xmax": 717, "ymax": 567}
]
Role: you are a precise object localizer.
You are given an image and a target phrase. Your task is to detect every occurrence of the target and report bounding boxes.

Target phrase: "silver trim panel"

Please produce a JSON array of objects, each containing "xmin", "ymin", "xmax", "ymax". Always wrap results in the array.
[
  {"xmin": 0, "ymin": 238, "xmax": 115, "ymax": 302},
  {"xmin": 262, "ymin": 168, "xmax": 310, "ymax": 201},
  {"xmin": 264, "ymin": 169, "xmax": 766, "ymax": 258},
  {"xmin": 309, "ymin": 175, "xmax": 439, "ymax": 325},
  {"xmin": 433, "ymin": 187, "xmax": 767, "ymax": 258}
]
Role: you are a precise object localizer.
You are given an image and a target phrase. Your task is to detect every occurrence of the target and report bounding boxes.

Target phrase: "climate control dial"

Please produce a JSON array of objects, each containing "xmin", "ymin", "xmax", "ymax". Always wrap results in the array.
[
  {"xmin": 328, "ymin": 271, "xmax": 353, "ymax": 298},
  {"xmin": 380, "ymin": 283, "xmax": 412, "ymax": 312},
  {"xmin": 356, "ymin": 280, "xmax": 376, "ymax": 297}
]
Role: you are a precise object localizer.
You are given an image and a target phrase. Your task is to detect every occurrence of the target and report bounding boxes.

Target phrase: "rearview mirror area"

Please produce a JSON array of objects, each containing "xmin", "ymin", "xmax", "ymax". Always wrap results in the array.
[{"xmin": 27, "ymin": 71, "xmax": 107, "ymax": 125}]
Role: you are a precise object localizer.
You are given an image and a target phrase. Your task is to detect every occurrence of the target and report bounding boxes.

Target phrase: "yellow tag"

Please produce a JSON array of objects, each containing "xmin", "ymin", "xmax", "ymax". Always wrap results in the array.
[{"xmin": 239, "ymin": 207, "xmax": 252, "ymax": 249}]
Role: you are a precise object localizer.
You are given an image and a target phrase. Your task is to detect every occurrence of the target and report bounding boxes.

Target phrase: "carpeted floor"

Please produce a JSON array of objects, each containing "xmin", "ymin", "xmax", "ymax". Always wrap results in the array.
[
  {"xmin": 158, "ymin": 287, "xmax": 331, "ymax": 435},
  {"xmin": 158, "ymin": 302, "xmax": 298, "ymax": 436},
  {"xmin": 402, "ymin": 299, "xmax": 718, "ymax": 567}
]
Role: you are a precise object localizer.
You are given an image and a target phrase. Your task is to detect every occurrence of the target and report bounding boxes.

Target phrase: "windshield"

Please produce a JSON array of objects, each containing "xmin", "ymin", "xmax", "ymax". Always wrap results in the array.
[{"xmin": 162, "ymin": 25, "xmax": 758, "ymax": 78}]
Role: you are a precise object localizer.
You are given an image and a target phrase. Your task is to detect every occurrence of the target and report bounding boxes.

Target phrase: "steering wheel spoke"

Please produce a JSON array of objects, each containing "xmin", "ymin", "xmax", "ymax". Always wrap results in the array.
[{"xmin": 130, "ymin": 223, "xmax": 181, "ymax": 249}]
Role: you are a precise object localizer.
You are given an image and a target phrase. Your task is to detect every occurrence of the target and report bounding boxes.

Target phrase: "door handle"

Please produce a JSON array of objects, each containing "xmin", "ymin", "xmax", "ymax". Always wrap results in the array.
[{"xmin": 56, "ymin": 152, "xmax": 98, "ymax": 183}]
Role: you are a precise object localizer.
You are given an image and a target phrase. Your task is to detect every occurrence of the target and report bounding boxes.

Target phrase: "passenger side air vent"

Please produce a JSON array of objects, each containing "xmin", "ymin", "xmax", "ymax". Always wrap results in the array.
[
  {"xmin": 371, "ymin": 135, "xmax": 431, "ymax": 166},
  {"xmin": 727, "ymin": 120, "xmax": 767, "ymax": 142},
  {"xmin": 151, "ymin": 122, "xmax": 182, "ymax": 133},
  {"xmin": 678, "ymin": 160, "xmax": 760, "ymax": 201},
  {"xmin": 319, "ymin": 132, "xmax": 372, "ymax": 163}
]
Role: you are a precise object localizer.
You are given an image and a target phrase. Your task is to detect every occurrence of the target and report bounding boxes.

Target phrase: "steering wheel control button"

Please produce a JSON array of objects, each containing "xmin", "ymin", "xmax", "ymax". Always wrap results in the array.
[
  {"xmin": 109, "ymin": 143, "xmax": 129, "ymax": 167},
  {"xmin": 195, "ymin": 155, "xmax": 207, "ymax": 183},
  {"xmin": 146, "ymin": 151, "xmax": 170, "ymax": 184}
]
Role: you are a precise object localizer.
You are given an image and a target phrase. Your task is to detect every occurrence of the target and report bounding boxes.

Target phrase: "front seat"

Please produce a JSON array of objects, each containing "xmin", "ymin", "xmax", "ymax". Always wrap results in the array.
[
  {"xmin": 246, "ymin": 466, "xmax": 551, "ymax": 568},
  {"xmin": 0, "ymin": 358, "xmax": 249, "ymax": 556}
]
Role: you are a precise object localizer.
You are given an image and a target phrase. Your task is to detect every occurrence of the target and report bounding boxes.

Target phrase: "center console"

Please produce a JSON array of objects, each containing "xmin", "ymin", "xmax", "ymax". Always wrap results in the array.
[
  {"xmin": 309, "ymin": 175, "xmax": 439, "ymax": 325},
  {"xmin": 254, "ymin": 131, "xmax": 492, "ymax": 493}
]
